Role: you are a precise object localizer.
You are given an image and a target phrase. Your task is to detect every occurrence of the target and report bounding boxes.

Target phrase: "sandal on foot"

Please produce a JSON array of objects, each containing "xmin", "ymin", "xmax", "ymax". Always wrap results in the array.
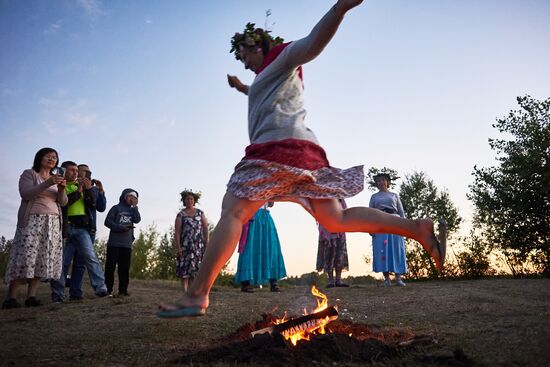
[
  {"xmin": 156, "ymin": 305, "xmax": 206, "ymax": 318},
  {"xmin": 24, "ymin": 297, "xmax": 42, "ymax": 307}
]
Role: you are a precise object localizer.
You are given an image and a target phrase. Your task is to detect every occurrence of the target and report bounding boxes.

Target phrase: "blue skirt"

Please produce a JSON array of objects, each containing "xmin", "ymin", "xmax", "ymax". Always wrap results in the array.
[
  {"xmin": 235, "ymin": 209, "xmax": 287, "ymax": 285},
  {"xmin": 372, "ymin": 233, "xmax": 407, "ymax": 274}
]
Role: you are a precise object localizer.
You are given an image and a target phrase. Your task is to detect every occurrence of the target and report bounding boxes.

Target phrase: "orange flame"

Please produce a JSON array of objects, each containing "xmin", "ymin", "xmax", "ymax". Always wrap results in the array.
[{"xmin": 275, "ymin": 285, "xmax": 337, "ymax": 346}]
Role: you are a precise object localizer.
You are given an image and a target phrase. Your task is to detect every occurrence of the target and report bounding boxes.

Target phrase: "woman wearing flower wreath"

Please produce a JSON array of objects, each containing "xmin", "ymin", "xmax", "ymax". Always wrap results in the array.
[
  {"xmin": 369, "ymin": 173, "xmax": 408, "ymax": 287},
  {"xmin": 158, "ymin": 0, "xmax": 446, "ymax": 318},
  {"xmin": 174, "ymin": 190, "xmax": 209, "ymax": 293}
]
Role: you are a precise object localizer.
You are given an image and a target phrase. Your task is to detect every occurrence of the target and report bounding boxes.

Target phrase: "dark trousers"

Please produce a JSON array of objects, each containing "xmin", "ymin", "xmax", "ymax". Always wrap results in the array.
[{"xmin": 105, "ymin": 246, "xmax": 132, "ymax": 294}]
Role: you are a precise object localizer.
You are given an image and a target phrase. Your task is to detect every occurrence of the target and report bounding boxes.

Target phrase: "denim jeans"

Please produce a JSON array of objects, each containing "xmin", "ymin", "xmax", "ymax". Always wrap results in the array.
[
  {"xmin": 51, "ymin": 226, "xmax": 107, "ymax": 301},
  {"xmin": 67, "ymin": 235, "xmax": 94, "ymax": 297}
]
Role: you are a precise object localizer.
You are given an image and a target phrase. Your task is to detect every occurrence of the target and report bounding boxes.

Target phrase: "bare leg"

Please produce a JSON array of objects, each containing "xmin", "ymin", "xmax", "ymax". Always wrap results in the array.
[
  {"xmin": 26, "ymin": 278, "xmax": 41, "ymax": 298},
  {"xmin": 309, "ymin": 198, "xmax": 446, "ymax": 270},
  {"xmin": 159, "ymin": 192, "xmax": 264, "ymax": 311},
  {"xmin": 335, "ymin": 268, "xmax": 342, "ymax": 283},
  {"xmin": 327, "ymin": 270, "xmax": 335, "ymax": 286},
  {"xmin": 6, "ymin": 279, "xmax": 22, "ymax": 299},
  {"xmin": 180, "ymin": 278, "xmax": 189, "ymax": 293}
]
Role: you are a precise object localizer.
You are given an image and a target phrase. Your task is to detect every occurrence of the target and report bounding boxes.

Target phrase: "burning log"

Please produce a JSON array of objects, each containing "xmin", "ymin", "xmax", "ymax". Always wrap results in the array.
[{"xmin": 250, "ymin": 306, "xmax": 338, "ymax": 338}]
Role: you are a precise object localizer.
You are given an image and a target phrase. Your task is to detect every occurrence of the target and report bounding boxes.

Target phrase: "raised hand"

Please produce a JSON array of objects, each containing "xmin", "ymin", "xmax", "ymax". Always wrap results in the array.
[
  {"xmin": 93, "ymin": 179, "xmax": 104, "ymax": 193},
  {"xmin": 227, "ymin": 74, "xmax": 249, "ymax": 95},
  {"xmin": 46, "ymin": 175, "xmax": 65, "ymax": 186},
  {"xmin": 337, "ymin": 0, "xmax": 364, "ymax": 12},
  {"xmin": 82, "ymin": 177, "xmax": 93, "ymax": 190}
]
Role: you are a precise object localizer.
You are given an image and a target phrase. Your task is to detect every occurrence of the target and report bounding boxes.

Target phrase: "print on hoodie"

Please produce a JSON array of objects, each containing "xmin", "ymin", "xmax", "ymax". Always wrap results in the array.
[{"xmin": 104, "ymin": 188, "xmax": 141, "ymax": 248}]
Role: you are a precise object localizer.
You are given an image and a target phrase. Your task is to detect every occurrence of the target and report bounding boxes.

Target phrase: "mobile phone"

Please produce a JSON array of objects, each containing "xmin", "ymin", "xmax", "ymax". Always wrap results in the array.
[
  {"xmin": 85, "ymin": 171, "xmax": 92, "ymax": 180},
  {"xmin": 51, "ymin": 166, "xmax": 66, "ymax": 177}
]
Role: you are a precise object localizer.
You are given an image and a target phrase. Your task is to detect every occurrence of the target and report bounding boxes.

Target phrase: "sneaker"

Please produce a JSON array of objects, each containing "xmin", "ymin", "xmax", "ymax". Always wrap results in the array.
[
  {"xmin": 118, "ymin": 291, "xmax": 130, "ymax": 297},
  {"xmin": 2, "ymin": 298, "xmax": 21, "ymax": 309},
  {"xmin": 52, "ymin": 297, "xmax": 64, "ymax": 304},
  {"xmin": 96, "ymin": 290, "xmax": 110, "ymax": 298},
  {"xmin": 395, "ymin": 279, "xmax": 407, "ymax": 287},
  {"xmin": 380, "ymin": 279, "xmax": 391, "ymax": 287}
]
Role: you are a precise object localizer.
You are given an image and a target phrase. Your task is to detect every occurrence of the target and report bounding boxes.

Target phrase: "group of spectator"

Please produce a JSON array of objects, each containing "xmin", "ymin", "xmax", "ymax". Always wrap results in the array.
[
  {"xmin": 2, "ymin": 147, "xmax": 141, "ymax": 309},
  {"xmin": 2, "ymin": 148, "xmax": 408, "ymax": 310}
]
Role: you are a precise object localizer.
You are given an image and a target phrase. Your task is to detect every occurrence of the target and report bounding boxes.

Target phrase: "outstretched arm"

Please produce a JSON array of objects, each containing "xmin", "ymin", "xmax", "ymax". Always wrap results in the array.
[
  {"xmin": 227, "ymin": 74, "xmax": 249, "ymax": 95},
  {"xmin": 286, "ymin": 0, "xmax": 363, "ymax": 67}
]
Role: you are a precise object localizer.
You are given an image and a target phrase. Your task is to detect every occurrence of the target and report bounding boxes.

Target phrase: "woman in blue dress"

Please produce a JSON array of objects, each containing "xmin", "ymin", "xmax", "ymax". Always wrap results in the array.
[
  {"xmin": 369, "ymin": 173, "xmax": 407, "ymax": 287},
  {"xmin": 235, "ymin": 202, "xmax": 286, "ymax": 292}
]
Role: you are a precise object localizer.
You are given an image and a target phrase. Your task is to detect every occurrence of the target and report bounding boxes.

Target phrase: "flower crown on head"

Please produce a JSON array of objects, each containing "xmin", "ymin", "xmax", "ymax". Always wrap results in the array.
[
  {"xmin": 366, "ymin": 167, "xmax": 400, "ymax": 191},
  {"xmin": 230, "ymin": 22, "xmax": 284, "ymax": 61},
  {"xmin": 180, "ymin": 188, "xmax": 202, "ymax": 204}
]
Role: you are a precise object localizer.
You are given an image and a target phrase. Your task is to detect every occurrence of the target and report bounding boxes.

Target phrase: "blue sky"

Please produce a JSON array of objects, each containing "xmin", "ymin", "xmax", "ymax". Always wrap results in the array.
[{"xmin": 1, "ymin": 0, "xmax": 549, "ymax": 277}]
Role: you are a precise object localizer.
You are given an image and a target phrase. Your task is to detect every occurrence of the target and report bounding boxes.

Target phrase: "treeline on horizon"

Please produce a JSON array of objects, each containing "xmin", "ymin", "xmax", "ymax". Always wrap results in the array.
[{"xmin": 1, "ymin": 95, "xmax": 548, "ymax": 282}]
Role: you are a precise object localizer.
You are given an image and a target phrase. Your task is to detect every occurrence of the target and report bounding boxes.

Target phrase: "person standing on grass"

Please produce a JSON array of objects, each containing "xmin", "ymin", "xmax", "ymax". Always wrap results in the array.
[
  {"xmin": 316, "ymin": 199, "xmax": 349, "ymax": 288},
  {"xmin": 158, "ymin": 0, "xmax": 446, "ymax": 318},
  {"xmin": 50, "ymin": 161, "xmax": 109, "ymax": 302},
  {"xmin": 104, "ymin": 189, "xmax": 141, "ymax": 296},
  {"xmin": 174, "ymin": 190, "xmax": 209, "ymax": 293},
  {"xmin": 3, "ymin": 148, "xmax": 67, "ymax": 309},
  {"xmin": 235, "ymin": 202, "xmax": 287, "ymax": 293},
  {"xmin": 64, "ymin": 164, "xmax": 107, "ymax": 298},
  {"xmin": 369, "ymin": 173, "xmax": 407, "ymax": 287}
]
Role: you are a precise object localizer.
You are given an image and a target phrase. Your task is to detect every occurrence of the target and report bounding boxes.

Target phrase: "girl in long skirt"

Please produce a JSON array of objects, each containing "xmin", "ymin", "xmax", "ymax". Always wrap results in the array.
[{"xmin": 235, "ymin": 202, "xmax": 286, "ymax": 292}]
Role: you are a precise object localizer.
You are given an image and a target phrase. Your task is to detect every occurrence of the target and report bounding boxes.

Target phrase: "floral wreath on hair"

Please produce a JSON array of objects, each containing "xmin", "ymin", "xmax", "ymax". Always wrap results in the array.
[
  {"xmin": 366, "ymin": 167, "xmax": 400, "ymax": 191},
  {"xmin": 180, "ymin": 188, "xmax": 202, "ymax": 204},
  {"xmin": 230, "ymin": 22, "xmax": 284, "ymax": 61}
]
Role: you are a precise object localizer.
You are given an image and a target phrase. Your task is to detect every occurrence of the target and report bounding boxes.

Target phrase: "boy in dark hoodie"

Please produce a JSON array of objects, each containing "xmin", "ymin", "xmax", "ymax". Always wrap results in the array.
[{"xmin": 104, "ymin": 188, "xmax": 141, "ymax": 296}]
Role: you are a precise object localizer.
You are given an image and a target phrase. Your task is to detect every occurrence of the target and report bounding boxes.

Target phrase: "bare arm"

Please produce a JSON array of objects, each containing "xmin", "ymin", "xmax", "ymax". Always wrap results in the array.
[
  {"xmin": 285, "ymin": 0, "xmax": 363, "ymax": 67},
  {"xmin": 201, "ymin": 212, "xmax": 209, "ymax": 244},
  {"xmin": 227, "ymin": 74, "xmax": 249, "ymax": 95},
  {"xmin": 396, "ymin": 194, "xmax": 406, "ymax": 218}
]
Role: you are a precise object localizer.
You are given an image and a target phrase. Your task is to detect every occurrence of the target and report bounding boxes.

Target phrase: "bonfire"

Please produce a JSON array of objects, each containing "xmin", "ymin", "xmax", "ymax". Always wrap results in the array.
[{"xmin": 251, "ymin": 285, "xmax": 339, "ymax": 345}]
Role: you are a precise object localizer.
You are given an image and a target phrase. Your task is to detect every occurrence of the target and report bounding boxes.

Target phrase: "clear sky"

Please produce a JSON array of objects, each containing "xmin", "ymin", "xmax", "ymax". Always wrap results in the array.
[{"xmin": 1, "ymin": 0, "xmax": 549, "ymax": 277}]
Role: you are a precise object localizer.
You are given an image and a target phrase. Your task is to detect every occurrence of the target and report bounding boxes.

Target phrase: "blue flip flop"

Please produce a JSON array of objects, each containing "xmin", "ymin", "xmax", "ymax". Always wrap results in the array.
[{"xmin": 156, "ymin": 306, "xmax": 206, "ymax": 318}]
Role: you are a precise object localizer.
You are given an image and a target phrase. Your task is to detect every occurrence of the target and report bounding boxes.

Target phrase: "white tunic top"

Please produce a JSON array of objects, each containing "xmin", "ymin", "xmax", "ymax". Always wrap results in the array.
[{"xmin": 247, "ymin": 41, "xmax": 320, "ymax": 145}]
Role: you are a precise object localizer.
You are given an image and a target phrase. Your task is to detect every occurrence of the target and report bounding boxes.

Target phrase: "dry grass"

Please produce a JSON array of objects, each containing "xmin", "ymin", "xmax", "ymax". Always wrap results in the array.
[{"xmin": 0, "ymin": 278, "xmax": 549, "ymax": 366}]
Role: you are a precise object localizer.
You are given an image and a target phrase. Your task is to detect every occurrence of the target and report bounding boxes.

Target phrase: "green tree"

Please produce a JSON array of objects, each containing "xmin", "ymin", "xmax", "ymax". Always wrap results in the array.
[
  {"xmin": 150, "ymin": 227, "xmax": 177, "ymax": 280},
  {"xmin": 93, "ymin": 238, "xmax": 107, "ymax": 266},
  {"xmin": 130, "ymin": 225, "xmax": 159, "ymax": 279},
  {"xmin": 469, "ymin": 95, "xmax": 550, "ymax": 276},
  {"xmin": 399, "ymin": 171, "xmax": 462, "ymax": 279},
  {"xmin": 0, "ymin": 236, "xmax": 13, "ymax": 275},
  {"xmin": 454, "ymin": 231, "xmax": 495, "ymax": 279}
]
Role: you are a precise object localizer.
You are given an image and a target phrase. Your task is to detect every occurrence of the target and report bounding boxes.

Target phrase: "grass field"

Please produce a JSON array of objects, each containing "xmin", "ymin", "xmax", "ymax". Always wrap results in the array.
[{"xmin": 1, "ymin": 278, "xmax": 549, "ymax": 366}]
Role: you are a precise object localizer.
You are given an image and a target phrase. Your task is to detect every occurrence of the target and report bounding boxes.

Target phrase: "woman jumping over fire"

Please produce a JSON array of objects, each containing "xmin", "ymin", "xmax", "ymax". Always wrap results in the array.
[{"xmin": 158, "ymin": 0, "xmax": 446, "ymax": 318}]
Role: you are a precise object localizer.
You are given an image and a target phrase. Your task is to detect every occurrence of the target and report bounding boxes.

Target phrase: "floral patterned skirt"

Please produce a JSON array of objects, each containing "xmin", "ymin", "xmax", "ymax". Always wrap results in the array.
[
  {"xmin": 4, "ymin": 214, "xmax": 63, "ymax": 284},
  {"xmin": 227, "ymin": 139, "xmax": 364, "ymax": 212},
  {"xmin": 316, "ymin": 237, "xmax": 349, "ymax": 273}
]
